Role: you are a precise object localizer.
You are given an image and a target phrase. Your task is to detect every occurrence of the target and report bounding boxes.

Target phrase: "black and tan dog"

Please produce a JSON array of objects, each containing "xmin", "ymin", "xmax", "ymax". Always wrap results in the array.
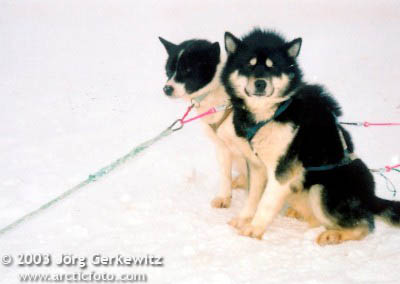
[{"xmin": 222, "ymin": 28, "xmax": 400, "ymax": 245}]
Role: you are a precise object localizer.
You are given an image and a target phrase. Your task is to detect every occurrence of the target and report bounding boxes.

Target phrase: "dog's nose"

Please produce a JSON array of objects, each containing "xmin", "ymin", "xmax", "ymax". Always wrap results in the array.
[
  {"xmin": 254, "ymin": 80, "xmax": 267, "ymax": 93},
  {"xmin": 163, "ymin": 85, "xmax": 174, "ymax": 96}
]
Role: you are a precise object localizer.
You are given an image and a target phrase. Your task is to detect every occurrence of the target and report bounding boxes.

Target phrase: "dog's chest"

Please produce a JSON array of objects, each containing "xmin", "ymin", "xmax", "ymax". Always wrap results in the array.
[{"xmin": 251, "ymin": 122, "xmax": 296, "ymax": 165}]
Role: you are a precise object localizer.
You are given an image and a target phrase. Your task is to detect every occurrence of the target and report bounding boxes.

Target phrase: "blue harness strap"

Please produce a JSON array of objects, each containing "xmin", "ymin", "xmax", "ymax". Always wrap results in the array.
[
  {"xmin": 306, "ymin": 116, "xmax": 356, "ymax": 171},
  {"xmin": 243, "ymin": 97, "xmax": 355, "ymax": 172},
  {"xmin": 245, "ymin": 98, "xmax": 293, "ymax": 141},
  {"xmin": 306, "ymin": 150, "xmax": 355, "ymax": 171}
]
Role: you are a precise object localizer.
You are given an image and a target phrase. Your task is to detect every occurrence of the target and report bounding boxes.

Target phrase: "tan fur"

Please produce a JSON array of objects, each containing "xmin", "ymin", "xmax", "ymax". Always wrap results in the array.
[
  {"xmin": 286, "ymin": 191, "xmax": 321, "ymax": 228},
  {"xmin": 229, "ymin": 71, "xmax": 291, "ymax": 122},
  {"xmin": 236, "ymin": 122, "xmax": 300, "ymax": 238},
  {"xmin": 251, "ymin": 122, "xmax": 297, "ymax": 167},
  {"xmin": 308, "ymin": 185, "xmax": 336, "ymax": 228},
  {"xmin": 317, "ymin": 227, "xmax": 369, "ymax": 246},
  {"xmin": 210, "ymin": 112, "xmax": 268, "ymax": 226},
  {"xmin": 287, "ymin": 185, "xmax": 370, "ymax": 244},
  {"xmin": 202, "ymin": 106, "xmax": 244, "ymax": 208},
  {"xmin": 231, "ymin": 173, "xmax": 247, "ymax": 189},
  {"xmin": 266, "ymin": 58, "xmax": 273, "ymax": 68},
  {"xmin": 285, "ymin": 207, "xmax": 302, "ymax": 220},
  {"xmin": 211, "ymin": 196, "xmax": 231, "ymax": 208},
  {"xmin": 214, "ymin": 113, "xmax": 266, "ymax": 215},
  {"xmin": 228, "ymin": 216, "xmax": 252, "ymax": 229}
]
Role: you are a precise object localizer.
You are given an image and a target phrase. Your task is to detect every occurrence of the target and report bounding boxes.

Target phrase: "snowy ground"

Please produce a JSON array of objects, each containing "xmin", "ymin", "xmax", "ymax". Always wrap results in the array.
[{"xmin": 1, "ymin": 1, "xmax": 400, "ymax": 283}]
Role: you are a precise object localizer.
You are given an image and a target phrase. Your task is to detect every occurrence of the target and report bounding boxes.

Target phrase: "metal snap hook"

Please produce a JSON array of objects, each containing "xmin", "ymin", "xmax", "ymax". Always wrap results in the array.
[
  {"xmin": 190, "ymin": 98, "xmax": 201, "ymax": 108},
  {"xmin": 168, "ymin": 119, "xmax": 184, "ymax": 131}
]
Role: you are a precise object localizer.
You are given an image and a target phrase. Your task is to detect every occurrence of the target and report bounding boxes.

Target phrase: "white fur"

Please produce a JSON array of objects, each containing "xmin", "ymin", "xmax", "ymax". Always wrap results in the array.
[
  {"xmin": 249, "ymin": 123, "xmax": 299, "ymax": 230},
  {"xmin": 309, "ymin": 185, "xmax": 335, "ymax": 227}
]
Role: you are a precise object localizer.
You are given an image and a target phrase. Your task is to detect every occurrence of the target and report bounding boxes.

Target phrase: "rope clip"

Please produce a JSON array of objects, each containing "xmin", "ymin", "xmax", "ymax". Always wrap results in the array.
[
  {"xmin": 190, "ymin": 98, "xmax": 201, "ymax": 108},
  {"xmin": 168, "ymin": 119, "xmax": 184, "ymax": 131}
]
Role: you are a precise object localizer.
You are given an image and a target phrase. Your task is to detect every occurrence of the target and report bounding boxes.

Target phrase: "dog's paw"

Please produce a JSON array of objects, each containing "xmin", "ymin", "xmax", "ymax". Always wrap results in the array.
[
  {"xmin": 285, "ymin": 207, "xmax": 303, "ymax": 220},
  {"xmin": 228, "ymin": 216, "xmax": 252, "ymax": 230},
  {"xmin": 231, "ymin": 174, "xmax": 247, "ymax": 189},
  {"xmin": 316, "ymin": 230, "xmax": 343, "ymax": 246},
  {"xmin": 239, "ymin": 224, "xmax": 265, "ymax": 240},
  {"xmin": 211, "ymin": 196, "xmax": 231, "ymax": 208}
]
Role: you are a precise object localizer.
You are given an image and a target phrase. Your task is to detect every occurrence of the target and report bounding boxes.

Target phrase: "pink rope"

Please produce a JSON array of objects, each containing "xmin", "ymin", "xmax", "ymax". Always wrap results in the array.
[
  {"xmin": 363, "ymin": 122, "xmax": 400, "ymax": 127},
  {"xmin": 180, "ymin": 105, "xmax": 194, "ymax": 122},
  {"xmin": 181, "ymin": 107, "xmax": 217, "ymax": 124},
  {"xmin": 385, "ymin": 164, "xmax": 400, "ymax": 172}
]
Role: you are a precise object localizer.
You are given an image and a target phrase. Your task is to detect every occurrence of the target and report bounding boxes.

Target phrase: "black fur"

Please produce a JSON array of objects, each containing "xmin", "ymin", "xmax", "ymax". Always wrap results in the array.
[
  {"xmin": 222, "ymin": 28, "xmax": 400, "ymax": 231},
  {"xmin": 159, "ymin": 37, "xmax": 220, "ymax": 94},
  {"xmin": 222, "ymin": 29, "xmax": 303, "ymax": 140}
]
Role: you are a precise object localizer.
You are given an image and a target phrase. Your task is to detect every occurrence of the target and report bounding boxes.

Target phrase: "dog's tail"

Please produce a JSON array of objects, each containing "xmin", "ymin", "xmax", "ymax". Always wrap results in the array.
[{"xmin": 371, "ymin": 196, "xmax": 400, "ymax": 226}]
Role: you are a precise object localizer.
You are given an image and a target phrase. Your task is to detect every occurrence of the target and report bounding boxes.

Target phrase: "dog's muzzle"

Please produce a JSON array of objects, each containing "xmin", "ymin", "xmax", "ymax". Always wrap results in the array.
[{"xmin": 245, "ymin": 79, "xmax": 268, "ymax": 96}]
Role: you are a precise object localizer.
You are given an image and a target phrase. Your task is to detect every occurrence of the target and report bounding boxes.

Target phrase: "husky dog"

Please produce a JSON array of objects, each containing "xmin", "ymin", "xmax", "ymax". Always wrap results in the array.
[
  {"xmin": 159, "ymin": 37, "xmax": 266, "ymax": 209},
  {"xmin": 222, "ymin": 28, "xmax": 400, "ymax": 245}
]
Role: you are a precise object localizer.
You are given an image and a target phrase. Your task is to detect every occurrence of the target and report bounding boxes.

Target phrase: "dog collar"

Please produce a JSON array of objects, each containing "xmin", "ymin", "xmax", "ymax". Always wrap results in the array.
[
  {"xmin": 209, "ymin": 107, "xmax": 233, "ymax": 132},
  {"xmin": 191, "ymin": 91, "xmax": 210, "ymax": 107}
]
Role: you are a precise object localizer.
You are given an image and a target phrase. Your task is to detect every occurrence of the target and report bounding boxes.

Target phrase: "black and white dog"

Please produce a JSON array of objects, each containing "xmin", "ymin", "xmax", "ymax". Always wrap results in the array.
[
  {"xmin": 222, "ymin": 28, "xmax": 400, "ymax": 245},
  {"xmin": 159, "ymin": 37, "xmax": 266, "ymax": 209}
]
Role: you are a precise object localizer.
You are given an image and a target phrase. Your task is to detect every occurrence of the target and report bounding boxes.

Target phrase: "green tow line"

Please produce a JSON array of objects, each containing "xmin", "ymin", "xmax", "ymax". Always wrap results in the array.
[
  {"xmin": 0, "ymin": 125, "xmax": 178, "ymax": 236},
  {"xmin": 0, "ymin": 91, "xmax": 212, "ymax": 236}
]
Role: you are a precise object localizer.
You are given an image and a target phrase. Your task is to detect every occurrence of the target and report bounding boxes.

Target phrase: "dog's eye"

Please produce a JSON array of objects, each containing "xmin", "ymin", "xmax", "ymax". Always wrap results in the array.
[
  {"xmin": 266, "ymin": 58, "xmax": 273, "ymax": 68},
  {"xmin": 181, "ymin": 67, "xmax": 191, "ymax": 75},
  {"xmin": 166, "ymin": 69, "xmax": 173, "ymax": 78}
]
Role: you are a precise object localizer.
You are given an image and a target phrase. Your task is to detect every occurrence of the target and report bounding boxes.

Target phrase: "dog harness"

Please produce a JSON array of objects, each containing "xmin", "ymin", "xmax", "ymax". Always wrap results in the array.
[
  {"xmin": 244, "ymin": 97, "xmax": 357, "ymax": 172},
  {"xmin": 209, "ymin": 107, "xmax": 233, "ymax": 132},
  {"xmin": 245, "ymin": 98, "xmax": 293, "ymax": 141},
  {"xmin": 306, "ymin": 118, "xmax": 357, "ymax": 171}
]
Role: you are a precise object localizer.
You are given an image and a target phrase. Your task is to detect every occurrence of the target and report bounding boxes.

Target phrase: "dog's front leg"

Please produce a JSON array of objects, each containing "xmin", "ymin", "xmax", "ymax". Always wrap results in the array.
[
  {"xmin": 239, "ymin": 171, "xmax": 291, "ymax": 239},
  {"xmin": 210, "ymin": 142, "xmax": 233, "ymax": 208},
  {"xmin": 229, "ymin": 159, "xmax": 266, "ymax": 229}
]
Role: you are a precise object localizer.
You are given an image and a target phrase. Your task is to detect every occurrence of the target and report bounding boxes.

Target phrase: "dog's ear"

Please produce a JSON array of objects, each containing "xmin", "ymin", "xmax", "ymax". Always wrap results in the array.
[
  {"xmin": 224, "ymin": 32, "xmax": 240, "ymax": 54},
  {"xmin": 286, "ymin": 38, "xmax": 302, "ymax": 58},
  {"xmin": 159, "ymin": 37, "xmax": 178, "ymax": 55},
  {"xmin": 211, "ymin": 42, "xmax": 220, "ymax": 57}
]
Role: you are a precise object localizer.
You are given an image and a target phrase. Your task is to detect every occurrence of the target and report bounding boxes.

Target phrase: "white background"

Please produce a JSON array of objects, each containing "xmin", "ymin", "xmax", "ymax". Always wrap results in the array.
[{"xmin": 1, "ymin": 1, "xmax": 400, "ymax": 283}]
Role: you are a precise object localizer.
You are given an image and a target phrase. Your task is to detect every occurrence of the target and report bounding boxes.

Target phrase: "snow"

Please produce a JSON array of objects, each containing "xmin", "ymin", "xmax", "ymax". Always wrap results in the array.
[{"xmin": 1, "ymin": 0, "xmax": 400, "ymax": 283}]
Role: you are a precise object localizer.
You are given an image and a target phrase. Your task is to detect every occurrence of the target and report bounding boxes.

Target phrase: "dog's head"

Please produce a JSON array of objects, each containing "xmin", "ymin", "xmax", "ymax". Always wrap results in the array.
[
  {"xmin": 223, "ymin": 29, "xmax": 302, "ymax": 101},
  {"xmin": 159, "ymin": 37, "xmax": 220, "ymax": 100}
]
